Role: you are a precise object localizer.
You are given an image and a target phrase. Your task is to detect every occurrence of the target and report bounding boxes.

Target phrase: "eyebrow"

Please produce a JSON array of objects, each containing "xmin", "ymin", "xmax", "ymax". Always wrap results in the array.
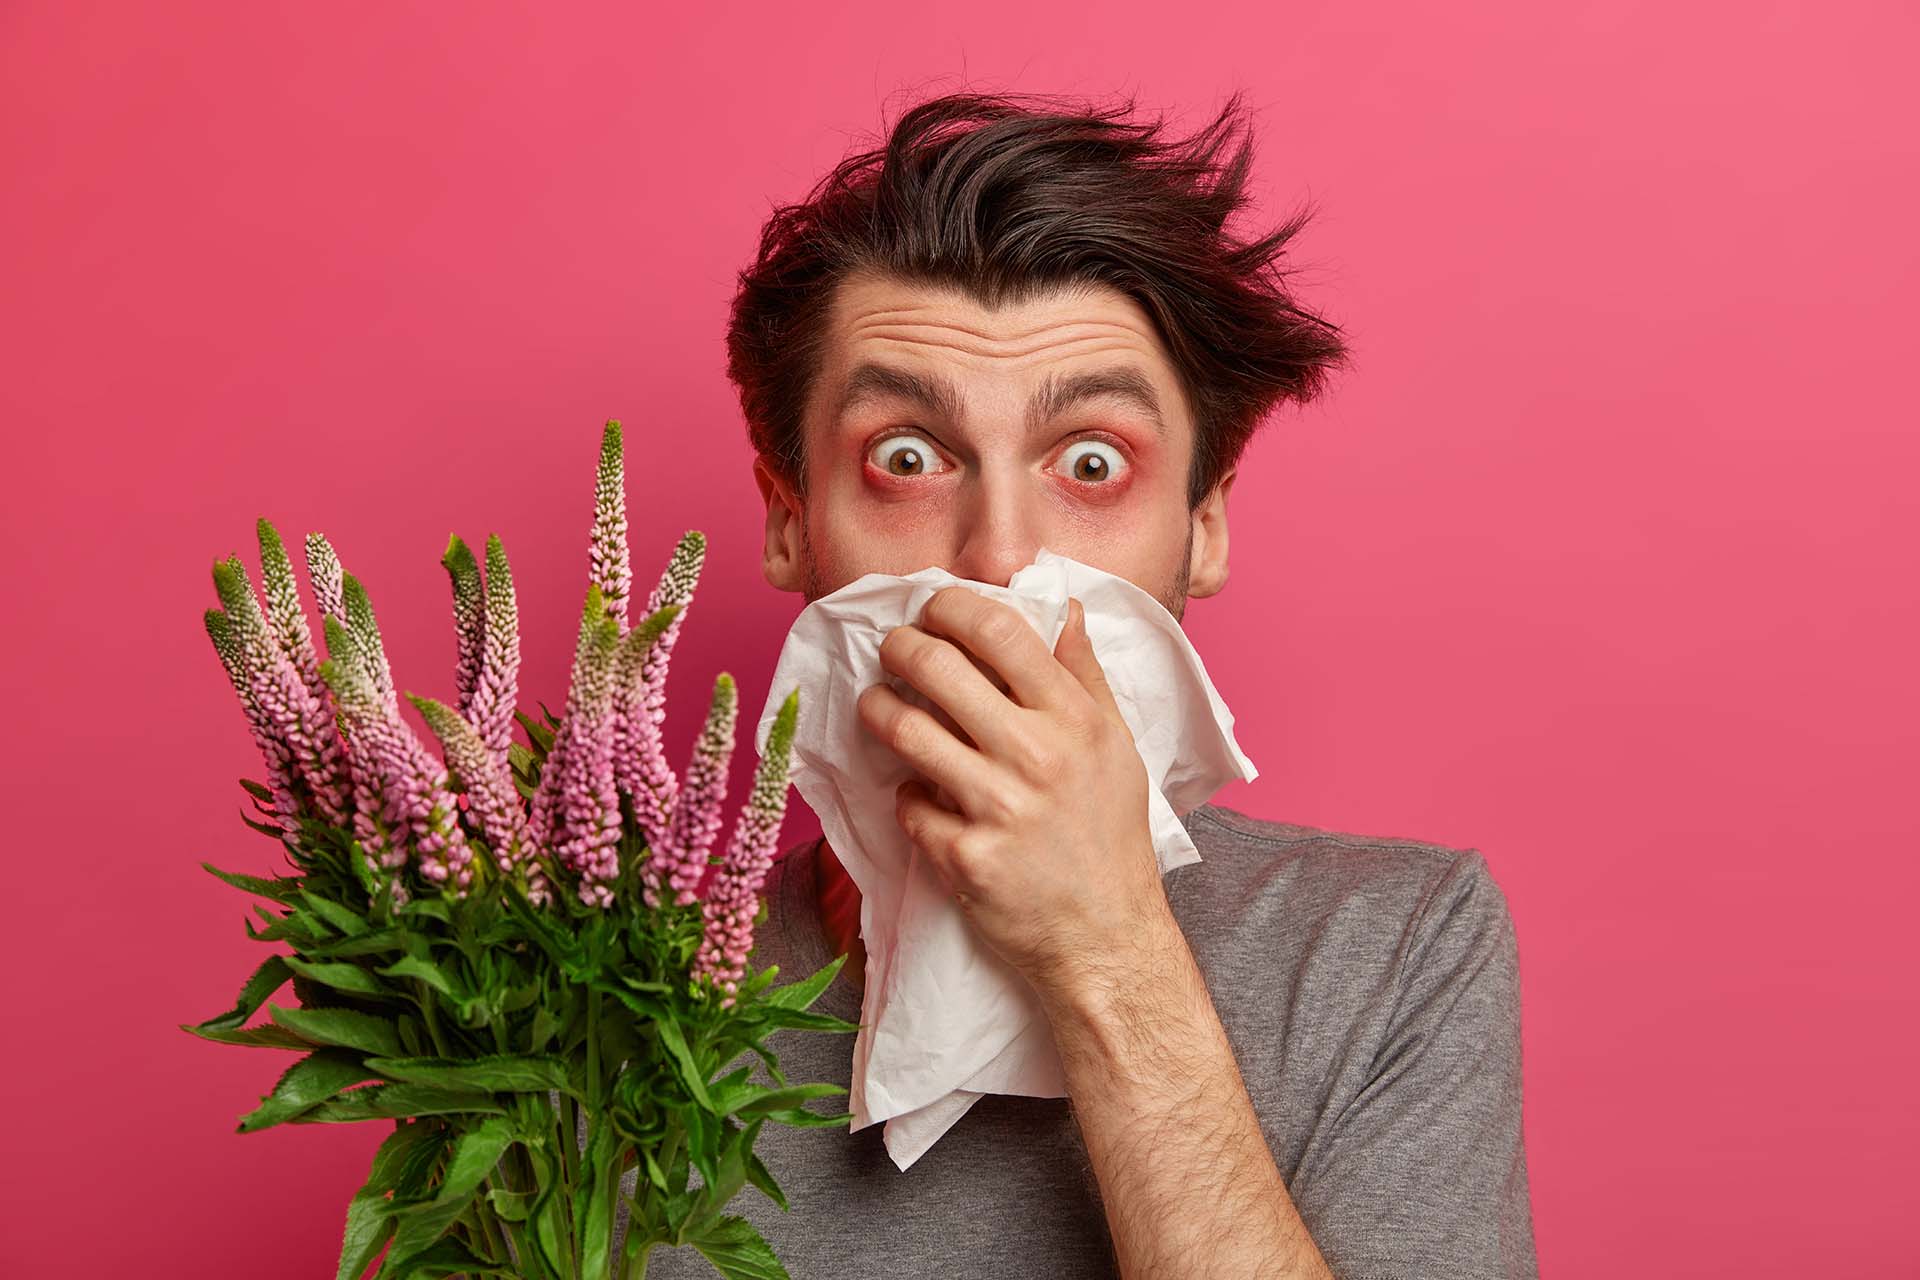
[{"xmin": 833, "ymin": 361, "xmax": 1168, "ymax": 440}]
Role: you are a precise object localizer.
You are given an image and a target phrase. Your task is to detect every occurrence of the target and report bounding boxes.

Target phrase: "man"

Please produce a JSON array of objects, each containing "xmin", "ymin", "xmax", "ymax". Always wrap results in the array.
[{"xmin": 649, "ymin": 90, "xmax": 1538, "ymax": 1278}]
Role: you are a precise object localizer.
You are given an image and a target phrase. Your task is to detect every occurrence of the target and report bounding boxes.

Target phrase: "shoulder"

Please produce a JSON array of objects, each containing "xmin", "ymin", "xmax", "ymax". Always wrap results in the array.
[
  {"xmin": 1183, "ymin": 802, "xmax": 1509, "ymax": 913},
  {"xmin": 1176, "ymin": 802, "xmax": 1521, "ymax": 991}
]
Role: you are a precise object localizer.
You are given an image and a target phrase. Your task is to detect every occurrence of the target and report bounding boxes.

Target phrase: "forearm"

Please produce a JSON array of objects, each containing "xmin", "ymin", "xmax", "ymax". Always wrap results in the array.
[{"xmin": 1038, "ymin": 908, "xmax": 1335, "ymax": 1280}]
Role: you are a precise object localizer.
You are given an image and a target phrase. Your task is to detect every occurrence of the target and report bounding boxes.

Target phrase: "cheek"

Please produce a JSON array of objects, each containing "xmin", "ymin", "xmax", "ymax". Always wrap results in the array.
[
  {"xmin": 841, "ymin": 460, "xmax": 962, "ymax": 534},
  {"xmin": 806, "ymin": 485, "xmax": 946, "ymax": 583}
]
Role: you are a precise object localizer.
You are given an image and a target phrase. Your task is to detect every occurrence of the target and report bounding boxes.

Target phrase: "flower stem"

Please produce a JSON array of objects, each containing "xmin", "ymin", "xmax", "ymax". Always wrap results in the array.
[
  {"xmin": 512, "ymin": 1096, "xmax": 567, "ymax": 1280},
  {"xmin": 476, "ymin": 1191, "xmax": 512, "ymax": 1267},
  {"xmin": 557, "ymin": 1090, "xmax": 581, "ymax": 1270},
  {"xmin": 588, "ymin": 987, "xmax": 602, "ymax": 1108}
]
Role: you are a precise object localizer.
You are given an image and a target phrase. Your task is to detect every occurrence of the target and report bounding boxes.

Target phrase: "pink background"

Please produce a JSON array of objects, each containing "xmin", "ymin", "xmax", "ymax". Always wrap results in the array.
[{"xmin": 3, "ymin": 3, "xmax": 1915, "ymax": 1274}]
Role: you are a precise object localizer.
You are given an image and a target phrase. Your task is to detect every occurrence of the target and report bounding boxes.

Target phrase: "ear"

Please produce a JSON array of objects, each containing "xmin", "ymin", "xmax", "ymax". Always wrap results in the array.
[
  {"xmin": 752, "ymin": 454, "xmax": 806, "ymax": 594},
  {"xmin": 1185, "ymin": 466, "xmax": 1234, "ymax": 598}
]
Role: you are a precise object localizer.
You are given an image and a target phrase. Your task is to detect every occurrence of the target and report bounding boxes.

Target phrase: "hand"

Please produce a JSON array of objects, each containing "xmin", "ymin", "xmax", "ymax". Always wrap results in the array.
[{"xmin": 855, "ymin": 586, "xmax": 1173, "ymax": 1002}]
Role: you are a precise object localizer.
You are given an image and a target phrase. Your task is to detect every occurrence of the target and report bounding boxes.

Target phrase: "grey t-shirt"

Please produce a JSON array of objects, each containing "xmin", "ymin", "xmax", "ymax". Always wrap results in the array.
[{"xmin": 642, "ymin": 801, "xmax": 1538, "ymax": 1278}]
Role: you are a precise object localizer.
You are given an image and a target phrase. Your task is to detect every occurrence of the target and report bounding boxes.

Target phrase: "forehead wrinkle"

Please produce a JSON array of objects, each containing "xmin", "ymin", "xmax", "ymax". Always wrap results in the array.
[
  {"xmin": 832, "ymin": 357, "xmax": 1169, "ymax": 444},
  {"xmin": 846, "ymin": 315, "xmax": 1156, "ymax": 360}
]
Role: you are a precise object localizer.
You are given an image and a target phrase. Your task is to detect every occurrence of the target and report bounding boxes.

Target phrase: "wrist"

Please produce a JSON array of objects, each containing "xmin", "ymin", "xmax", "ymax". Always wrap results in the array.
[{"xmin": 1035, "ymin": 903, "xmax": 1195, "ymax": 1064}]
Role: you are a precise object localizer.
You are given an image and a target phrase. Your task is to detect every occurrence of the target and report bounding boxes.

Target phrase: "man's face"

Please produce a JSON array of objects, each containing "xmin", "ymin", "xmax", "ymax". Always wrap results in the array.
[{"xmin": 754, "ymin": 270, "xmax": 1233, "ymax": 621}]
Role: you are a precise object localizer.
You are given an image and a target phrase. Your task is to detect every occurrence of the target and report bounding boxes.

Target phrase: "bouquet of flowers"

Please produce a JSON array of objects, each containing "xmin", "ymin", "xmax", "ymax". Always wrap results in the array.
[{"xmin": 181, "ymin": 420, "xmax": 858, "ymax": 1280}]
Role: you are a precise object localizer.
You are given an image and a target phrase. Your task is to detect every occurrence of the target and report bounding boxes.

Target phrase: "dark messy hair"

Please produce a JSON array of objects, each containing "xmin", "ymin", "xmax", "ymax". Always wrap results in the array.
[{"xmin": 724, "ymin": 88, "xmax": 1350, "ymax": 511}]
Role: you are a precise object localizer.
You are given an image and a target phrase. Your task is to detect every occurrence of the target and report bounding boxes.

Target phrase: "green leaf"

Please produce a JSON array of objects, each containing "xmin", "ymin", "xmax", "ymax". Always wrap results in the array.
[
  {"xmin": 236, "ymin": 1049, "xmax": 371, "ymax": 1133},
  {"xmin": 365, "ymin": 1054, "xmax": 571, "ymax": 1094},
  {"xmin": 755, "ymin": 1007, "xmax": 862, "ymax": 1035},
  {"xmin": 384, "ymin": 1116, "xmax": 514, "ymax": 1273},
  {"xmin": 597, "ymin": 982, "xmax": 668, "ymax": 1024},
  {"xmin": 384, "ymin": 1235, "xmax": 517, "ymax": 1278},
  {"xmin": 378, "ymin": 954, "xmax": 459, "ymax": 997},
  {"xmin": 731, "ymin": 1083, "xmax": 848, "ymax": 1118},
  {"xmin": 291, "ymin": 1082, "xmax": 506, "ymax": 1123},
  {"xmin": 664, "ymin": 1188, "xmax": 694, "ymax": 1237},
  {"xmin": 743, "ymin": 1038, "xmax": 785, "ymax": 1085},
  {"xmin": 704, "ymin": 1065, "xmax": 754, "ymax": 1109},
  {"xmin": 761, "ymin": 952, "xmax": 845, "ymax": 1011},
  {"xmin": 335, "ymin": 1121, "xmax": 439, "ymax": 1280},
  {"xmin": 526, "ymin": 1141, "xmax": 572, "ymax": 1278},
  {"xmin": 527, "ymin": 1002, "xmax": 563, "ymax": 1054},
  {"xmin": 577, "ymin": 1116, "xmax": 621, "ymax": 1280},
  {"xmin": 652, "ymin": 1018, "xmax": 714, "ymax": 1111},
  {"xmin": 743, "ymin": 1148, "xmax": 789, "ymax": 1213},
  {"xmin": 180, "ymin": 1021, "xmax": 319, "ymax": 1051},
  {"xmin": 266, "ymin": 1004, "xmax": 403, "ymax": 1058},
  {"xmin": 642, "ymin": 1144, "xmax": 669, "ymax": 1194},
  {"xmin": 282, "ymin": 955, "xmax": 388, "ymax": 997},
  {"xmin": 685, "ymin": 1115, "xmax": 761, "ymax": 1237},
  {"xmin": 758, "ymin": 1107, "xmax": 854, "ymax": 1130},
  {"xmin": 187, "ymin": 954, "xmax": 293, "ymax": 1033},
  {"xmin": 243, "ymin": 908, "xmax": 296, "ymax": 943},
  {"xmin": 200, "ymin": 860, "xmax": 301, "ymax": 903},
  {"xmin": 399, "ymin": 896, "xmax": 453, "ymax": 925},
  {"xmin": 514, "ymin": 708, "xmax": 555, "ymax": 754},
  {"xmin": 735, "ymin": 964, "xmax": 782, "ymax": 1001},
  {"xmin": 690, "ymin": 1214, "xmax": 790, "ymax": 1280},
  {"xmin": 304, "ymin": 926, "xmax": 410, "ymax": 960},
  {"xmin": 486, "ymin": 1184, "xmax": 534, "ymax": 1222},
  {"xmin": 393, "ymin": 1125, "xmax": 452, "ymax": 1202},
  {"xmin": 238, "ymin": 810, "xmax": 288, "ymax": 839},
  {"xmin": 683, "ymin": 1105, "xmax": 719, "ymax": 1194},
  {"xmin": 299, "ymin": 889, "xmax": 368, "ymax": 936}
]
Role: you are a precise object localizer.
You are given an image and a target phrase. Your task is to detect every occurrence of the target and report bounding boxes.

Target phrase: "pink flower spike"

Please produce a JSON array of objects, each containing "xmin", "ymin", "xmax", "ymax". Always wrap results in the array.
[
  {"xmin": 305, "ymin": 532, "xmax": 345, "ymax": 621},
  {"xmin": 466, "ymin": 533, "xmax": 522, "ymax": 767},
  {"xmin": 693, "ymin": 688, "xmax": 800, "ymax": 1000},
  {"xmin": 531, "ymin": 583, "xmax": 623, "ymax": 908},
  {"xmin": 320, "ymin": 615, "xmax": 475, "ymax": 899},
  {"xmin": 440, "ymin": 534, "xmax": 485, "ymax": 721},
  {"xmin": 412, "ymin": 693, "xmax": 529, "ymax": 881},
  {"xmin": 587, "ymin": 420, "xmax": 631, "ymax": 628},
  {"xmin": 646, "ymin": 673, "xmax": 738, "ymax": 910},
  {"xmin": 639, "ymin": 531, "xmax": 706, "ymax": 737},
  {"xmin": 211, "ymin": 556, "xmax": 350, "ymax": 829},
  {"xmin": 610, "ymin": 603, "xmax": 682, "ymax": 843}
]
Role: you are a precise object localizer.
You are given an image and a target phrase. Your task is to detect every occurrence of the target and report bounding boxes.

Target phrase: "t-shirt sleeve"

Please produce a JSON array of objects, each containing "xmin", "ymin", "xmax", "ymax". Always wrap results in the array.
[{"xmin": 1294, "ymin": 848, "xmax": 1539, "ymax": 1280}]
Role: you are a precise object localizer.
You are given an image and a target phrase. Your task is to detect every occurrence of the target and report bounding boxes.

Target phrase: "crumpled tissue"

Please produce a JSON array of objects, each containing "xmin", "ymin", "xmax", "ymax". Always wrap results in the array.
[{"xmin": 752, "ymin": 547, "xmax": 1257, "ymax": 1171}]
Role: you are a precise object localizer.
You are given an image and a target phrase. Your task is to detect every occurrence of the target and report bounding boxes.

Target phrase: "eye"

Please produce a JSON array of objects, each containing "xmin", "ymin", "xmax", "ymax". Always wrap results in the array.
[
  {"xmin": 1053, "ymin": 438, "xmax": 1127, "ymax": 484},
  {"xmin": 868, "ymin": 433, "xmax": 947, "ymax": 477}
]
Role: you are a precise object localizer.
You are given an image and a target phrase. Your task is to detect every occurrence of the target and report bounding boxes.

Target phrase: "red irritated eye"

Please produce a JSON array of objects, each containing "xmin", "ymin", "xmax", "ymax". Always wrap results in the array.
[
  {"xmin": 1052, "ymin": 438, "xmax": 1128, "ymax": 485},
  {"xmin": 867, "ymin": 433, "xmax": 948, "ymax": 477},
  {"xmin": 861, "ymin": 431, "xmax": 1134, "ymax": 496}
]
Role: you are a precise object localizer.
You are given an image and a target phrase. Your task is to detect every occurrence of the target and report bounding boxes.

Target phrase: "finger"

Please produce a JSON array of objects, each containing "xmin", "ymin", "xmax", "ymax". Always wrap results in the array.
[
  {"xmin": 895, "ymin": 777, "xmax": 973, "ymax": 895},
  {"xmin": 857, "ymin": 680, "xmax": 1002, "ymax": 817},
  {"xmin": 916, "ymin": 586, "xmax": 1078, "ymax": 713},
  {"xmin": 877, "ymin": 622, "xmax": 1034, "ymax": 762},
  {"xmin": 1052, "ymin": 596, "xmax": 1127, "ymax": 730}
]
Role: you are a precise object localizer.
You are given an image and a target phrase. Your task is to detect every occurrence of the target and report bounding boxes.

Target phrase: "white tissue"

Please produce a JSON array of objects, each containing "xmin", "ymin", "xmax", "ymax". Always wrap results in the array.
[{"xmin": 752, "ymin": 547, "xmax": 1257, "ymax": 1171}]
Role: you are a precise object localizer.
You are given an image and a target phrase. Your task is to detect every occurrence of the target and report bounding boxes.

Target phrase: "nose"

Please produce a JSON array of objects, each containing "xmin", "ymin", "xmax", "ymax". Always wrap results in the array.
[{"xmin": 947, "ymin": 464, "xmax": 1042, "ymax": 587}]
